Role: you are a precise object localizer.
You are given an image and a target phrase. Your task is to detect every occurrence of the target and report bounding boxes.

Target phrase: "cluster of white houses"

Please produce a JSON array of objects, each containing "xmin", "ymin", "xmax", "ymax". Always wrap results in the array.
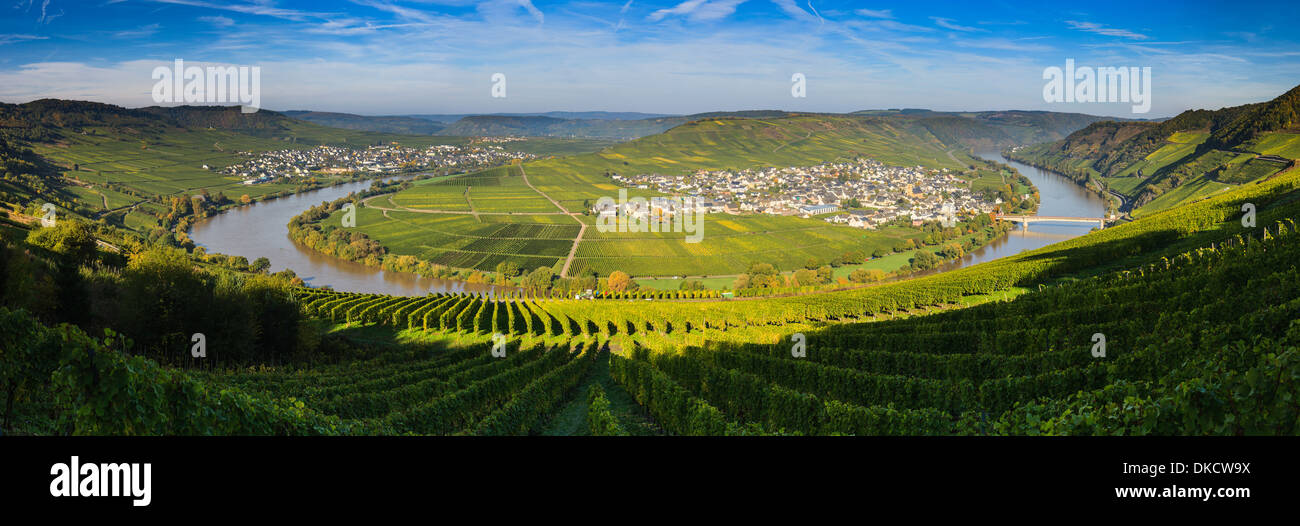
[
  {"xmin": 219, "ymin": 144, "xmax": 535, "ymax": 185},
  {"xmin": 605, "ymin": 157, "xmax": 1002, "ymax": 230}
]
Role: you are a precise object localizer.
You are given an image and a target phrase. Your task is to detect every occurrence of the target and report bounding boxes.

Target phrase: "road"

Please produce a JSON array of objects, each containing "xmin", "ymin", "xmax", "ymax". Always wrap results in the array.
[
  {"xmin": 360, "ymin": 164, "xmax": 591, "ymax": 278},
  {"xmin": 517, "ymin": 164, "xmax": 588, "ymax": 278}
]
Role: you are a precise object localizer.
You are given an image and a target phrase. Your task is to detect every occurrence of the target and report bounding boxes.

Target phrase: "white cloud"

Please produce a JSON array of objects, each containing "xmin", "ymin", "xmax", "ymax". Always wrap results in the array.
[
  {"xmin": 648, "ymin": 0, "xmax": 748, "ymax": 23},
  {"xmin": 854, "ymin": 8, "xmax": 892, "ymax": 19},
  {"xmin": 198, "ymin": 15, "xmax": 236, "ymax": 27},
  {"xmin": 113, "ymin": 24, "xmax": 162, "ymax": 39},
  {"xmin": 0, "ymin": 34, "xmax": 50, "ymax": 45},
  {"xmin": 1065, "ymin": 20, "xmax": 1148, "ymax": 40},
  {"xmin": 931, "ymin": 17, "xmax": 984, "ymax": 32},
  {"xmin": 952, "ymin": 37, "xmax": 1052, "ymax": 53}
]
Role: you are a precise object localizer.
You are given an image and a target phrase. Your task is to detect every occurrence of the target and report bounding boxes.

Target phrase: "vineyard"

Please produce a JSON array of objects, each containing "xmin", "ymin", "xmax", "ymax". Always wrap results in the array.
[{"xmin": 6, "ymin": 164, "xmax": 1299, "ymax": 435}]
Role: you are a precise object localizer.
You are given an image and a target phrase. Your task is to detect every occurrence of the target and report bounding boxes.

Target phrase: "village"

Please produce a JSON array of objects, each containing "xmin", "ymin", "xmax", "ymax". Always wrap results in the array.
[
  {"xmin": 218, "ymin": 143, "xmax": 536, "ymax": 185},
  {"xmin": 605, "ymin": 157, "xmax": 1003, "ymax": 230}
]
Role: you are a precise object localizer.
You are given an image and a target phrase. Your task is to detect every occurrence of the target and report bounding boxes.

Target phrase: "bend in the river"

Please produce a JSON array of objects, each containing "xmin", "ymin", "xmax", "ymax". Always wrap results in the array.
[{"xmin": 190, "ymin": 152, "xmax": 1108, "ymax": 296}]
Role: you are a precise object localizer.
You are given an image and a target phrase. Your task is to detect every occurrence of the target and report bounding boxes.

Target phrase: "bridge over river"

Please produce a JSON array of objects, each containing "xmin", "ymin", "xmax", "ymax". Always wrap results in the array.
[{"xmin": 996, "ymin": 214, "xmax": 1108, "ymax": 230}]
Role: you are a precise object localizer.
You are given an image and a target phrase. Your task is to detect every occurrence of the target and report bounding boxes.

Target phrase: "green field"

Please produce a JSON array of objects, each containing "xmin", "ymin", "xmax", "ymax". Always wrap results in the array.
[
  {"xmin": 1244, "ymin": 131, "xmax": 1300, "ymax": 158},
  {"xmin": 341, "ymin": 205, "xmax": 575, "ymax": 272},
  {"xmin": 1114, "ymin": 131, "xmax": 1207, "ymax": 178},
  {"xmin": 1132, "ymin": 174, "xmax": 1232, "ymax": 217},
  {"xmin": 337, "ymin": 113, "xmax": 1004, "ymax": 278}
]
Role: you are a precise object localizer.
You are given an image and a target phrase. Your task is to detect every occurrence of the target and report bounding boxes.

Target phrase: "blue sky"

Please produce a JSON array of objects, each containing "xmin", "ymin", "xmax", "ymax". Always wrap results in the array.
[{"xmin": 2, "ymin": 0, "xmax": 1298, "ymax": 117}]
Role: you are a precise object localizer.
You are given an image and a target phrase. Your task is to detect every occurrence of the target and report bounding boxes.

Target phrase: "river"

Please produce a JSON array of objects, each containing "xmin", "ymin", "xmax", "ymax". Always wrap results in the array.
[
  {"xmin": 190, "ymin": 152, "xmax": 1107, "ymax": 295},
  {"xmin": 907, "ymin": 151, "xmax": 1110, "ymax": 276},
  {"xmin": 189, "ymin": 177, "xmax": 512, "ymax": 297}
]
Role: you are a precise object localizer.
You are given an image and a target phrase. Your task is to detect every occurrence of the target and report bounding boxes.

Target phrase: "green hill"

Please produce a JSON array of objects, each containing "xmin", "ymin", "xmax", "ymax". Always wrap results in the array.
[
  {"xmin": 1008, "ymin": 83, "xmax": 1300, "ymax": 217},
  {"xmin": 0, "ymin": 100, "xmax": 611, "ymax": 240}
]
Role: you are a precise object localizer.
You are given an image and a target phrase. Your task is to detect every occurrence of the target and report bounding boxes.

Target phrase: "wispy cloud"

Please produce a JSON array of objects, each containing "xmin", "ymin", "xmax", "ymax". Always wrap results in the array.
[
  {"xmin": 648, "ymin": 0, "xmax": 749, "ymax": 22},
  {"xmin": 0, "ymin": 34, "xmax": 49, "ymax": 45},
  {"xmin": 113, "ymin": 23, "xmax": 162, "ymax": 39},
  {"xmin": 931, "ymin": 17, "xmax": 984, "ymax": 32},
  {"xmin": 952, "ymin": 37, "xmax": 1052, "ymax": 53},
  {"xmin": 1065, "ymin": 20, "xmax": 1148, "ymax": 40},
  {"xmin": 146, "ymin": 0, "xmax": 325, "ymax": 22},
  {"xmin": 854, "ymin": 8, "xmax": 892, "ymax": 19},
  {"xmin": 198, "ymin": 15, "xmax": 235, "ymax": 27},
  {"xmin": 1, "ymin": 0, "xmax": 1295, "ymax": 119},
  {"xmin": 38, "ymin": 0, "xmax": 64, "ymax": 24}
]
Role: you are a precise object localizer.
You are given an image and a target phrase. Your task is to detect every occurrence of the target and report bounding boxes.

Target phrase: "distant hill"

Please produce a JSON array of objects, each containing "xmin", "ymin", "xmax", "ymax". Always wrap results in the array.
[
  {"xmin": 282, "ymin": 111, "xmax": 445, "ymax": 135},
  {"xmin": 522, "ymin": 111, "xmax": 1066, "ymax": 214},
  {"xmin": 434, "ymin": 114, "xmax": 686, "ymax": 139},
  {"xmin": 1007, "ymin": 83, "xmax": 1300, "ymax": 217},
  {"xmin": 424, "ymin": 109, "xmax": 1112, "ymax": 144},
  {"xmin": 273, "ymin": 105, "xmax": 1115, "ymax": 143},
  {"xmin": 407, "ymin": 111, "xmax": 676, "ymax": 123},
  {"xmin": 853, "ymin": 109, "xmax": 1121, "ymax": 147},
  {"xmin": 0, "ymin": 100, "xmax": 303, "ymax": 143}
]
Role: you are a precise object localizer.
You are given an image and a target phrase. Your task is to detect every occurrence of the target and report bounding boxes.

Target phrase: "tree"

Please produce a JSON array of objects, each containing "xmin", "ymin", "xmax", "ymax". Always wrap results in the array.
[
  {"xmin": 938, "ymin": 243, "xmax": 964, "ymax": 260},
  {"xmin": 523, "ymin": 267, "xmax": 554, "ymax": 291},
  {"xmin": 910, "ymin": 250, "xmax": 940, "ymax": 271},
  {"xmin": 250, "ymin": 257, "xmax": 271, "ymax": 273},
  {"xmin": 849, "ymin": 268, "xmax": 886, "ymax": 283},
  {"xmin": 607, "ymin": 270, "xmax": 633, "ymax": 292},
  {"xmin": 25, "ymin": 220, "xmax": 98, "ymax": 266},
  {"xmin": 240, "ymin": 194, "xmax": 252, "ymax": 204},
  {"xmin": 816, "ymin": 265, "xmax": 833, "ymax": 283},
  {"xmin": 679, "ymin": 279, "xmax": 707, "ymax": 291},
  {"xmin": 732, "ymin": 274, "xmax": 751, "ymax": 290},
  {"xmin": 495, "ymin": 261, "xmax": 521, "ymax": 278},
  {"xmin": 121, "ymin": 247, "xmax": 210, "ymax": 359}
]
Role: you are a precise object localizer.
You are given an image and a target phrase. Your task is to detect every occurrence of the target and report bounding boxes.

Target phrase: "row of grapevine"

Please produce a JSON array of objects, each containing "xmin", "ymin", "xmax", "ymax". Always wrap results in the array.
[
  {"xmin": 471, "ymin": 343, "xmax": 600, "ymax": 435},
  {"xmin": 608, "ymin": 217, "xmax": 1300, "ymax": 435}
]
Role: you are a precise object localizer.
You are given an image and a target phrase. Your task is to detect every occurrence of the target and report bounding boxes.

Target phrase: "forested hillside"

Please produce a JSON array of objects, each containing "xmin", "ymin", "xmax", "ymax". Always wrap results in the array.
[{"xmin": 1008, "ymin": 83, "xmax": 1300, "ymax": 217}]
